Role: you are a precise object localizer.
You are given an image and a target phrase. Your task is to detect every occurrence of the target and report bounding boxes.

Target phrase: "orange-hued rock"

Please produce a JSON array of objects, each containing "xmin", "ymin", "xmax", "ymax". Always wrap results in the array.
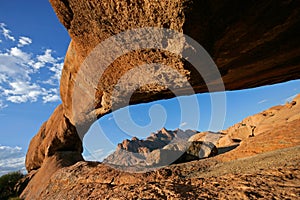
[
  {"xmin": 22, "ymin": 152, "xmax": 83, "ymax": 200},
  {"xmin": 27, "ymin": 0, "xmax": 300, "ymax": 172},
  {"xmin": 221, "ymin": 95, "xmax": 300, "ymax": 142},
  {"xmin": 217, "ymin": 119, "xmax": 300, "ymax": 162},
  {"xmin": 22, "ymin": 0, "xmax": 300, "ymax": 198},
  {"xmin": 216, "ymin": 94, "xmax": 300, "ymax": 161},
  {"xmin": 25, "ymin": 105, "xmax": 83, "ymax": 171},
  {"xmin": 49, "ymin": 0, "xmax": 300, "ymax": 166},
  {"xmin": 23, "ymin": 147, "xmax": 300, "ymax": 199},
  {"xmin": 47, "ymin": 0, "xmax": 300, "ymax": 128},
  {"xmin": 183, "ymin": 94, "xmax": 300, "ymax": 159},
  {"xmin": 21, "ymin": 93, "xmax": 300, "ymax": 199}
]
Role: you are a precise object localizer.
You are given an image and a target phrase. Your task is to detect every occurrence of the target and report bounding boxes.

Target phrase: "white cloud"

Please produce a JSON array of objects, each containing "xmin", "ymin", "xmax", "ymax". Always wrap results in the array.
[
  {"xmin": 43, "ymin": 93, "xmax": 60, "ymax": 103},
  {"xmin": 10, "ymin": 47, "xmax": 31, "ymax": 61},
  {"xmin": 0, "ymin": 23, "xmax": 63, "ymax": 109},
  {"xmin": 33, "ymin": 49, "xmax": 62, "ymax": 71},
  {"xmin": 0, "ymin": 145, "xmax": 26, "ymax": 176},
  {"xmin": 0, "ymin": 74, "xmax": 7, "ymax": 83},
  {"xmin": 0, "ymin": 100, "xmax": 7, "ymax": 109},
  {"xmin": 258, "ymin": 99, "xmax": 267, "ymax": 104},
  {"xmin": 42, "ymin": 88, "xmax": 61, "ymax": 103},
  {"xmin": 3, "ymin": 82, "xmax": 61, "ymax": 104},
  {"xmin": 0, "ymin": 23, "xmax": 15, "ymax": 41},
  {"xmin": 6, "ymin": 96, "xmax": 27, "ymax": 103},
  {"xmin": 43, "ymin": 62, "xmax": 63, "ymax": 85},
  {"xmin": 37, "ymin": 49, "xmax": 57, "ymax": 64},
  {"xmin": 18, "ymin": 36, "xmax": 32, "ymax": 47},
  {"xmin": 32, "ymin": 61, "xmax": 44, "ymax": 70},
  {"xmin": 4, "ymin": 82, "xmax": 42, "ymax": 103},
  {"xmin": 0, "ymin": 51, "xmax": 31, "ymax": 81},
  {"xmin": 180, "ymin": 122, "xmax": 188, "ymax": 127},
  {"xmin": 4, "ymin": 81, "xmax": 39, "ymax": 95}
]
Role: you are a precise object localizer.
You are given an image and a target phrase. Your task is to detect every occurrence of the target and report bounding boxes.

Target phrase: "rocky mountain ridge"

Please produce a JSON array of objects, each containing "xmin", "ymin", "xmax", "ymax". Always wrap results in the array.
[
  {"xmin": 115, "ymin": 128, "xmax": 196, "ymax": 154},
  {"xmin": 103, "ymin": 128, "xmax": 217, "ymax": 169}
]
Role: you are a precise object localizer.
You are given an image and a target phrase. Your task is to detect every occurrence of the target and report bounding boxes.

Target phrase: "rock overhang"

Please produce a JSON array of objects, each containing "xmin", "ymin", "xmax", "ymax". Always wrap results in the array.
[{"xmin": 26, "ymin": 0, "xmax": 300, "ymax": 172}]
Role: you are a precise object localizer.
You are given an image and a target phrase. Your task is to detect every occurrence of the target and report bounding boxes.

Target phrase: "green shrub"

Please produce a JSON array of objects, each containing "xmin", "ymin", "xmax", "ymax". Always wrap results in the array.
[{"xmin": 0, "ymin": 171, "xmax": 24, "ymax": 200}]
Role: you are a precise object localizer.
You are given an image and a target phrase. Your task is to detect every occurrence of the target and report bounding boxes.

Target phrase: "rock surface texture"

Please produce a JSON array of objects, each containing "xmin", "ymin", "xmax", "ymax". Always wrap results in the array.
[
  {"xmin": 215, "ymin": 94, "xmax": 300, "ymax": 162},
  {"xmin": 28, "ymin": 146, "xmax": 300, "ymax": 199},
  {"xmin": 22, "ymin": 0, "xmax": 300, "ymax": 199}
]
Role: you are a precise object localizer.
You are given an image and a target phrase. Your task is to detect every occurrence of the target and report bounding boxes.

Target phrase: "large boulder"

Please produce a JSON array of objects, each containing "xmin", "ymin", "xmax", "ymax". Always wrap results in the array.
[
  {"xmin": 25, "ymin": 105, "xmax": 83, "ymax": 171},
  {"xmin": 171, "ymin": 141, "xmax": 218, "ymax": 164},
  {"xmin": 146, "ymin": 141, "xmax": 218, "ymax": 166},
  {"xmin": 49, "ymin": 0, "xmax": 300, "ymax": 126}
]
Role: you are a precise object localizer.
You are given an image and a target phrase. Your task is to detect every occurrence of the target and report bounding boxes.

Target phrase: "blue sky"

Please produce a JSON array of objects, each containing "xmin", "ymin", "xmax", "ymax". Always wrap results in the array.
[{"xmin": 0, "ymin": 1, "xmax": 299, "ymax": 175}]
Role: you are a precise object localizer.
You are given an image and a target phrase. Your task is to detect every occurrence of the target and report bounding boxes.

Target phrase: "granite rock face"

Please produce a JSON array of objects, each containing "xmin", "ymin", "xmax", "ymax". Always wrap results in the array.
[
  {"xmin": 218, "ymin": 94, "xmax": 300, "ymax": 145},
  {"xmin": 148, "ymin": 141, "xmax": 218, "ymax": 166},
  {"xmin": 215, "ymin": 94, "xmax": 300, "ymax": 161},
  {"xmin": 103, "ymin": 128, "xmax": 197, "ymax": 168},
  {"xmin": 103, "ymin": 128, "xmax": 218, "ymax": 168},
  {"xmin": 27, "ymin": 0, "xmax": 300, "ymax": 170},
  {"xmin": 50, "ymin": 0, "xmax": 300, "ymax": 128},
  {"xmin": 25, "ymin": 105, "xmax": 83, "ymax": 172},
  {"xmin": 116, "ymin": 128, "xmax": 189, "ymax": 153},
  {"xmin": 23, "ymin": 0, "xmax": 300, "ymax": 198}
]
